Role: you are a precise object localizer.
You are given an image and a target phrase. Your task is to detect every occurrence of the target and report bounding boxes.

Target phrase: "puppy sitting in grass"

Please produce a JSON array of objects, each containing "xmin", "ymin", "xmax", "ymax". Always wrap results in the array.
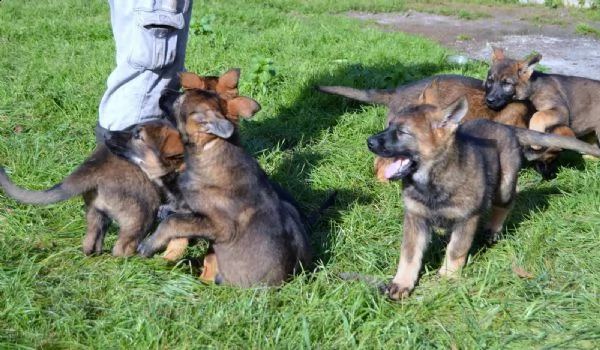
[
  {"xmin": 104, "ymin": 68, "xmax": 248, "ymax": 281},
  {"xmin": 137, "ymin": 70, "xmax": 314, "ymax": 287}
]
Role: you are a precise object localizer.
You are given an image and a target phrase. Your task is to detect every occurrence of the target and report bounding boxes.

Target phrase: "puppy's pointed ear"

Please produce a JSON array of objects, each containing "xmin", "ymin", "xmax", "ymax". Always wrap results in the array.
[
  {"xmin": 179, "ymin": 72, "xmax": 207, "ymax": 89},
  {"xmin": 436, "ymin": 96, "xmax": 468, "ymax": 131},
  {"xmin": 226, "ymin": 96, "xmax": 261, "ymax": 119},
  {"xmin": 491, "ymin": 46, "xmax": 505, "ymax": 63},
  {"xmin": 216, "ymin": 68, "xmax": 241, "ymax": 99},
  {"xmin": 161, "ymin": 128, "xmax": 185, "ymax": 159},
  {"xmin": 518, "ymin": 53, "xmax": 541, "ymax": 80},
  {"xmin": 418, "ymin": 78, "xmax": 440, "ymax": 104}
]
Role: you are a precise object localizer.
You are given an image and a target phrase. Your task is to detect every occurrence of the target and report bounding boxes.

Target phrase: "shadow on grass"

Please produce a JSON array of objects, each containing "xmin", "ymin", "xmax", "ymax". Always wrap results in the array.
[
  {"xmin": 469, "ymin": 184, "xmax": 561, "ymax": 268},
  {"xmin": 243, "ymin": 61, "xmax": 448, "ymax": 152}
]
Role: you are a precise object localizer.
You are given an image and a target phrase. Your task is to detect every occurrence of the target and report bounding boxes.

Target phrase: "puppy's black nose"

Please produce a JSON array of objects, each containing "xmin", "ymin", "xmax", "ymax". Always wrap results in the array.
[
  {"xmin": 485, "ymin": 96, "xmax": 496, "ymax": 105},
  {"xmin": 367, "ymin": 137, "xmax": 378, "ymax": 151}
]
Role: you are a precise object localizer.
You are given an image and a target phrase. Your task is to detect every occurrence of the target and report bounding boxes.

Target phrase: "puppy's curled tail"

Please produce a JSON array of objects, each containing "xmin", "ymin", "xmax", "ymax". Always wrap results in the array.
[
  {"xmin": 0, "ymin": 167, "xmax": 93, "ymax": 205},
  {"xmin": 514, "ymin": 128, "xmax": 600, "ymax": 159},
  {"xmin": 314, "ymin": 86, "xmax": 394, "ymax": 105}
]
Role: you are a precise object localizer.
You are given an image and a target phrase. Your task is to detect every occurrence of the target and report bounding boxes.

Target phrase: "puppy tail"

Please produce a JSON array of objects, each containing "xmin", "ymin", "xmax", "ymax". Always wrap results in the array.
[
  {"xmin": 0, "ymin": 167, "xmax": 93, "ymax": 205},
  {"xmin": 338, "ymin": 272, "xmax": 387, "ymax": 292},
  {"xmin": 306, "ymin": 190, "xmax": 338, "ymax": 227},
  {"xmin": 514, "ymin": 128, "xmax": 600, "ymax": 159},
  {"xmin": 314, "ymin": 85, "xmax": 394, "ymax": 105}
]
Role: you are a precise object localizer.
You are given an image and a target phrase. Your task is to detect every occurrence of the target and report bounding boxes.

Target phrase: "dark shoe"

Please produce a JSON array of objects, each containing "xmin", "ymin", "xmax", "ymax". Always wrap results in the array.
[{"xmin": 95, "ymin": 123, "xmax": 110, "ymax": 145}]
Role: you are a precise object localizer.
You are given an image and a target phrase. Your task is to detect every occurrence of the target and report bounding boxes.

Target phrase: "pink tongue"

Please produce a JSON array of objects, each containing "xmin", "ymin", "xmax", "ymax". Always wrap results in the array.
[{"xmin": 384, "ymin": 157, "xmax": 406, "ymax": 179}]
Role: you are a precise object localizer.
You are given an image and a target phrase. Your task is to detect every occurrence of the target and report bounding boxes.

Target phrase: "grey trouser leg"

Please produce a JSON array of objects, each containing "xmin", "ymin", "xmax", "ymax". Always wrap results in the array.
[{"xmin": 98, "ymin": 0, "xmax": 192, "ymax": 132}]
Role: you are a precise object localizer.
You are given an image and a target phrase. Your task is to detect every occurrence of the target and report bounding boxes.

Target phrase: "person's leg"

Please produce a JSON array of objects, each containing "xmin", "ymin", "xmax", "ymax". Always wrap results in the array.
[{"xmin": 97, "ymin": 0, "xmax": 192, "ymax": 142}]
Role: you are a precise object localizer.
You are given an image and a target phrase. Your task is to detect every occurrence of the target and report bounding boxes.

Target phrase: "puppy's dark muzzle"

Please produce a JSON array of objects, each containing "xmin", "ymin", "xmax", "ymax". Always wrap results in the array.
[
  {"xmin": 367, "ymin": 135, "xmax": 392, "ymax": 157},
  {"xmin": 484, "ymin": 87, "xmax": 512, "ymax": 110},
  {"xmin": 367, "ymin": 135, "xmax": 382, "ymax": 153}
]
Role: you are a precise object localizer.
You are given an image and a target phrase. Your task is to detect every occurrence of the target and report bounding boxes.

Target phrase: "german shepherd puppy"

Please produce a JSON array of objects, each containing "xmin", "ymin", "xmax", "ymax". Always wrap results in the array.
[
  {"xmin": 0, "ymin": 145, "xmax": 161, "ymax": 257},
  {"xmin": 104, "ymin": 118, "xmax": 219, "ymax": 282},
  {"xmin": 316, "ymin": 75, "xmax": 533, "ymax": 181},
  {"xmin": 367, "ymin": 96, "xmax": 600, "ymax": 300},
  {"xmin": 136, "ymin": 76, "xmax": 314, "ymax": 287},
  {"xmin": 484, "ymin": 47, "xmax": 600, "ymax": 178},
  {"xmin": 103, "ymin": 119, "xmax": 194, "ymax": 262},
  {"xmin": 105, "ymin": 69, "xmax": 245, "ymax": 280}
]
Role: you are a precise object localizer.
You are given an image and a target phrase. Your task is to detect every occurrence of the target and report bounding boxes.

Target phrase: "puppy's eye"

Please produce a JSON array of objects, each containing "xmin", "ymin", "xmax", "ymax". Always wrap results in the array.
[
  {"xmin": 133, "ymin": 130, "xmax": 144, "ymax": 141},
  {"xmin": 396, "ymin": 129, "xmax": 410, "ymax": 137}
]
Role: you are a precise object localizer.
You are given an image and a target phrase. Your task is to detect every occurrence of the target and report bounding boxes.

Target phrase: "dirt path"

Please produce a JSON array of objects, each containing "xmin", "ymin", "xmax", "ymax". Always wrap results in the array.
[{"xmin": 348, "ymin": 4, "xmax": 600, "ymax": 80}]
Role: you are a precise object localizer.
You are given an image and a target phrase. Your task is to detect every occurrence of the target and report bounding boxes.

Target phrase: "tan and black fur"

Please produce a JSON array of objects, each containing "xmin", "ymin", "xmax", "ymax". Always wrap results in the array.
[
  {"xmin": 105, "ymin": 69, "xmax": 245, "ymax": 281},
  {"xmin": 136, "ymin": 72, "xmax": 314, "ymax": 287},
  {"xmin": 484, "ymin": 47, "xmax": 600, "ymax": 178},
  {"xmin": 366, "ymin": 96, "xmax": 600, "ymax": 300},
  {"xmin": 0, "ymin": 145, "xmax": 161, "ymax": 256},
  {"xmin": 316, "ymin": 75, "xmax": 533, "ymax": 181},
  {"xmin": 103, "ymin": 119, "xmax": 195, "ymax": 262},
  {"xmin": 104, "ymin": 113, "xmax": 221, "ymax": 281}
]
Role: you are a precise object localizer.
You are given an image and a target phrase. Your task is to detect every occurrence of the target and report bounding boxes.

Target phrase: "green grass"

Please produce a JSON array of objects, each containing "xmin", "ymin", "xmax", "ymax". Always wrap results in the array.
[
  {"xmin": 1, "ymin": 0, "xmax": 600, "ymax": 348},
  {"xmin": 575, "ymin": 22, "xmax": 600, "ymax": 38}
]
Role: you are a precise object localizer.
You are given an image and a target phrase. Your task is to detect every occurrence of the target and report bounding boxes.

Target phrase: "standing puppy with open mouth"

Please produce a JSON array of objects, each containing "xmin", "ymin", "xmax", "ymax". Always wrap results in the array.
[{"xmin": 367, "ymin": 95, "xmax": 600, "ymax": 299}]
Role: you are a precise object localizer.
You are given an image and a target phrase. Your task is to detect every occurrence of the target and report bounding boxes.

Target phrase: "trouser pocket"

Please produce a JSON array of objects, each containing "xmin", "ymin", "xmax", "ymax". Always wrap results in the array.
[{"xmin": 127, "ymin": 0, "xmax": 187, "ymax": 70}]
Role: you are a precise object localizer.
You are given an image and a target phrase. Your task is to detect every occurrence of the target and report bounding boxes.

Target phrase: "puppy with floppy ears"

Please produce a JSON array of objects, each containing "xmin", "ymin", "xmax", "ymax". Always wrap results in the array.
[
  {"xmin": 367, "ymin": 95, "xmax": 600, "ymax": 300},
  {"xmin": 137, "ymin": 72, "xmax": 314, "ymax": 287},
  {"xmin": 484, "ymin": 47, "xmax": 600, "ymax": 178}
]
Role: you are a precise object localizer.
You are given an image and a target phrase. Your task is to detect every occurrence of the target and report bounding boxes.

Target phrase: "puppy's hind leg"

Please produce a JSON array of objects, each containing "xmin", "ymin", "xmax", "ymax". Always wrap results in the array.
[
  {"xmin": 484, "ymin": 206, "xmax": 511, "ymax": 244},
  {"xmin": 82, "ymin": 205, "xmax": 111, "ymax": 256},
  {"xmin": 486, "ymin": 144, "xmax": 519, "ymax": 242},
  {"xmin": 528, "ymin": 110, "xmax": 569, "ymax": 149},
  {"xmin": 163, "ymin": 238, "xmax": 190, "ymax": 261},
  {"xmin": 112, "ymin": 210, "xmax": 155, "ymax": 257},
  {"xmin": 439, "ymin": 215, "xmax": 480, "ymax": 278}
]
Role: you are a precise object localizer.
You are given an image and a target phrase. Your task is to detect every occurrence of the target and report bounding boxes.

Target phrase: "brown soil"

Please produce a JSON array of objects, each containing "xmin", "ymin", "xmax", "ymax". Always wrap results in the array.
[{"xmin": 348, "ymin": 4, "xmax": 600, "ymax": 80}]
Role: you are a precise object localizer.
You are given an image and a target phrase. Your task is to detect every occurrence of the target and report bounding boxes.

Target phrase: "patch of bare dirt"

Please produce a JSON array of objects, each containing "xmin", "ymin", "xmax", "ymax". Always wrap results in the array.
[{"xmin": 348, "ymin": 4, "xmax": 600, "ymax": 80}]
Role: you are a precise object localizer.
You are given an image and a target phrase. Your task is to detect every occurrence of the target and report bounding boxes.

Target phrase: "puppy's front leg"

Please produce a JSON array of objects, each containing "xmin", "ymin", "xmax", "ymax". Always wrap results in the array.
[
  {"xmin": 386, "ymin": 212, "xmax": 430, "ymax": 300},
  {"xmin": 137, "ymin": 213, "xmax": 217, "ymax": 257},
  {"xmin": 439, "ymin": 215, "xmax": 479, "ymax": 278}
]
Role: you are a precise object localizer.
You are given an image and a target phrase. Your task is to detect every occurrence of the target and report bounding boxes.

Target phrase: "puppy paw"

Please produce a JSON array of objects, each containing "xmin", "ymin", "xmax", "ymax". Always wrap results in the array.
[
  {"xmin": 438, "ymin": 265, "xmax": 460, "ymax": 279},
  {"xmin": 384, "ymin": 281, "xmax": 413, "ymax": 300},
  {"xmin": 162, "ymin": 238, "xmax": 188, "ymax": 261},
  {"xmin": 157, "ymin": 205, "xmax": 175, "ymax": 221},
  {"xmin": 482, "ymin": 228, "xmax": 500, "ymax": 246},
  {"xmin": 137, "ymin": 240, "xmax": 157, "ymax": 258}
]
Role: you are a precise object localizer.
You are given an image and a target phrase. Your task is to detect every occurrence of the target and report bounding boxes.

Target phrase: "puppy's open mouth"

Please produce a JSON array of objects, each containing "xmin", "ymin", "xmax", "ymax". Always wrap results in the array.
[{"xmin": 384, "ymin": 156, "xmax": 413, "ymax": 180}]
